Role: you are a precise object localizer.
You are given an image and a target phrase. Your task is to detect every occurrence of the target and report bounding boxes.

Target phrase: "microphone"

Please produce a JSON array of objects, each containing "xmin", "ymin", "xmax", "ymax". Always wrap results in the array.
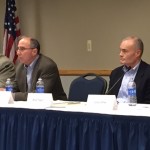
[{"xmin": 106, "ymin": 66, "xmax": 131, "ymax": 95}]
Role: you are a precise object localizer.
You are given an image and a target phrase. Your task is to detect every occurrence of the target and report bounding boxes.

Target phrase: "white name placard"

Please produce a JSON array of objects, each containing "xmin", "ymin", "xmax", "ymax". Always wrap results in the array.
[
  {"xmin": 87, "ymin": 94, "xmax": 117, "ymax": 110},
  {"xmin": 0, "ymin": 91, "xmax": 14, "ymax": 105},
  {"xmin": 27, "ymin": 93, "xmax": 53, "ymax": 108}
]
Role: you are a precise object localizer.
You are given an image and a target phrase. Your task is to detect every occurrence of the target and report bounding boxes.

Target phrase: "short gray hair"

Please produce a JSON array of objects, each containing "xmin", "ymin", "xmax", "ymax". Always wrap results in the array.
[{"xmin": 122, "ymin": 36, "xmax": 144, "ymax": 56}]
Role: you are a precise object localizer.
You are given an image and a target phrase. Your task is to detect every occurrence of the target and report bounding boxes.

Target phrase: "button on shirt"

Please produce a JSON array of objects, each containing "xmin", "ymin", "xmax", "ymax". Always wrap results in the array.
[
  {"xmin": 24, "ymin": 56, "xmax": 39, "ymax": 92},
  {"xmin": 117, "ymin": 62, "xmax": 140, "ymax": 103}
]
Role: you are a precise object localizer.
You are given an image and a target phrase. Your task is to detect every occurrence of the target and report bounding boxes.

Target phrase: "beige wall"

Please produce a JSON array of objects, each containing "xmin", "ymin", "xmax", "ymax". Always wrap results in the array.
[{"xmin": 0, "ymin": 0, "xmax": 150, "ymax": 70}]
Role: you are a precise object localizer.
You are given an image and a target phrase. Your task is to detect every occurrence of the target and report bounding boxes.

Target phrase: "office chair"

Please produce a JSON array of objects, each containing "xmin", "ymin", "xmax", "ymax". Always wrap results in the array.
[{"xmin": 68, "ymin": 73, "xmax": 107, "ymax": 101}]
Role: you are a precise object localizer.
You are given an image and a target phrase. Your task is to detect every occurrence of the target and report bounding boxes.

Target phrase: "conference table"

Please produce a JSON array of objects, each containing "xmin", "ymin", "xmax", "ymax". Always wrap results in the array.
[{"xmin": 0, "ymin": 101, "xmax": 150, "ymax": 150}]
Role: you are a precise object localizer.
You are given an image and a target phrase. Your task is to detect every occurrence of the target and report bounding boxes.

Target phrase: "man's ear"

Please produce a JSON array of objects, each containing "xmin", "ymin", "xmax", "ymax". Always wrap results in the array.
[
  {"xmin": 136, "ymin": 49, "xmax": 142, "ymax": 57},
  {"xmin": 32, "ymin": 48, "xmax": 38, "ymax": 55}
]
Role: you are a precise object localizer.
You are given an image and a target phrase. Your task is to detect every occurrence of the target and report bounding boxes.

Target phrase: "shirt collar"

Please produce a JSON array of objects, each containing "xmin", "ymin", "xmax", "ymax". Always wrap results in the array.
[
  {"xmin": 24, "ymin": 55, "xmax": 39, "ymax": 69},
  {"xmin": 131, "ymin": 60, "xmax": 141, "ymax": 72}
]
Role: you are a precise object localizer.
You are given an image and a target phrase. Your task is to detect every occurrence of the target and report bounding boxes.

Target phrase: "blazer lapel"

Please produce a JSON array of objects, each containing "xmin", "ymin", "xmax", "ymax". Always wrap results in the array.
[
  {"xmin": 30, "ymin": 56, "xmax": 41, "ymax": 91},
  {"xmin": 21, "ymin": 66, "xmax": 28, "ymax": 92},
  {"xmin": 134, "ymin": 61, "xmax": 145, "ymax": 85}
]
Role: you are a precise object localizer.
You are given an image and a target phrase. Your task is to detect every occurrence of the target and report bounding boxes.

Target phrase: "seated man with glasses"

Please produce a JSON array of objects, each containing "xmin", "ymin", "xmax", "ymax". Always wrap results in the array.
[{"xmin": 13, "ymin": 35, "xmax": 67, "ymax": 101}]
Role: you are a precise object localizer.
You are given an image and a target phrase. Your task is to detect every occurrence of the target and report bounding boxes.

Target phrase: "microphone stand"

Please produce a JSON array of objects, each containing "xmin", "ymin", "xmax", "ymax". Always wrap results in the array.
[{"xmin": 106, "ymin": 66, "xmax": 131, "ymax": 95}]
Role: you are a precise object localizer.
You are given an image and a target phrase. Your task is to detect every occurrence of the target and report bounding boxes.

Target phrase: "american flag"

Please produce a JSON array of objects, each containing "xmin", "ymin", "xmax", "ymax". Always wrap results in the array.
[{"xmin": 3, "ymin": 0, "xmax": 21, "ymax": 63}]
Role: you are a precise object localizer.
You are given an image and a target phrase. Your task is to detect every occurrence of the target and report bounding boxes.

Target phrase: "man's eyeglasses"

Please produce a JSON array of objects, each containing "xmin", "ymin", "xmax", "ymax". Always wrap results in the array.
[{"xmin": 16, "ymin": 47, "xmax": 35, "ymax": 51}]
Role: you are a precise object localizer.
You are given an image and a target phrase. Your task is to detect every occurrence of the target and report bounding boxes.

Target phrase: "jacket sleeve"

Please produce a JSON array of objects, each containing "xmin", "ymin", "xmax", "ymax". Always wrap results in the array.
[{"xmin": 0, "ymin": 56, "xmax": 15, "ymax": 88}]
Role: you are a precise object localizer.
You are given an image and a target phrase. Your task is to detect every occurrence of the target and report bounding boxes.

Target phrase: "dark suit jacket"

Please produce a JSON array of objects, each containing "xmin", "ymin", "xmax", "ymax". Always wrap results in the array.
[
  {"xmin": 14, "ymin": 54, "xmax": 67, "ymax": 101},
  {"xmin": 108, "ymin": 60, "xmax": 150, "ymax": 104}
]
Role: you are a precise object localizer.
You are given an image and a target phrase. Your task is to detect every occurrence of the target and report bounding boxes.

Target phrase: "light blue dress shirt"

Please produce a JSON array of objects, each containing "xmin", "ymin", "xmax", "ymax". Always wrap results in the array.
[
  {"xmin": 24, "ymin": 56, "xmax": 39, "ymax": 92},
  {"xmin": 117, "ymin": 62, "xmax": 140, "ymax": 103}
]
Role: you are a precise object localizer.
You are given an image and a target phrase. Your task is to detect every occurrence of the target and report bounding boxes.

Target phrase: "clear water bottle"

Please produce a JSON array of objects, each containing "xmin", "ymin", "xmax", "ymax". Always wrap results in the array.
[
  {"xmin": 127, "ymin": 78, "xmax": 137, "ymax": 106},
  {"xmin": 36, "ymin": 78, "xmax": 44, "ymax": 93},
  {"xmin": 5, "ymin": 78, "xmax": 13, "ymax": 92}
]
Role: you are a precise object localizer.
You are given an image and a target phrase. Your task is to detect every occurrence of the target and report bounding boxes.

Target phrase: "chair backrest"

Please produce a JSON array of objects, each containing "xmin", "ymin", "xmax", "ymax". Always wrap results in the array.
[{"xmin": 68, "ymin": 73, "xmax": 107, "ymax": 101}]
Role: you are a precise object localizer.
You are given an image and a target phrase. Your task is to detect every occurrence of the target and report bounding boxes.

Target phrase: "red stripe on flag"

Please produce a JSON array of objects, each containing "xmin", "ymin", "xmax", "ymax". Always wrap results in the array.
[
  {"xmin": 16, "ymin": 30, "xmax": 21, "ymax": 37},
  {"xmin": 5, "ymin": 36, "xmax": 14, "ymax": 57},
  {"xmin": 15, "ymin": 16, "xmax": 19, "ymax": 24}
]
